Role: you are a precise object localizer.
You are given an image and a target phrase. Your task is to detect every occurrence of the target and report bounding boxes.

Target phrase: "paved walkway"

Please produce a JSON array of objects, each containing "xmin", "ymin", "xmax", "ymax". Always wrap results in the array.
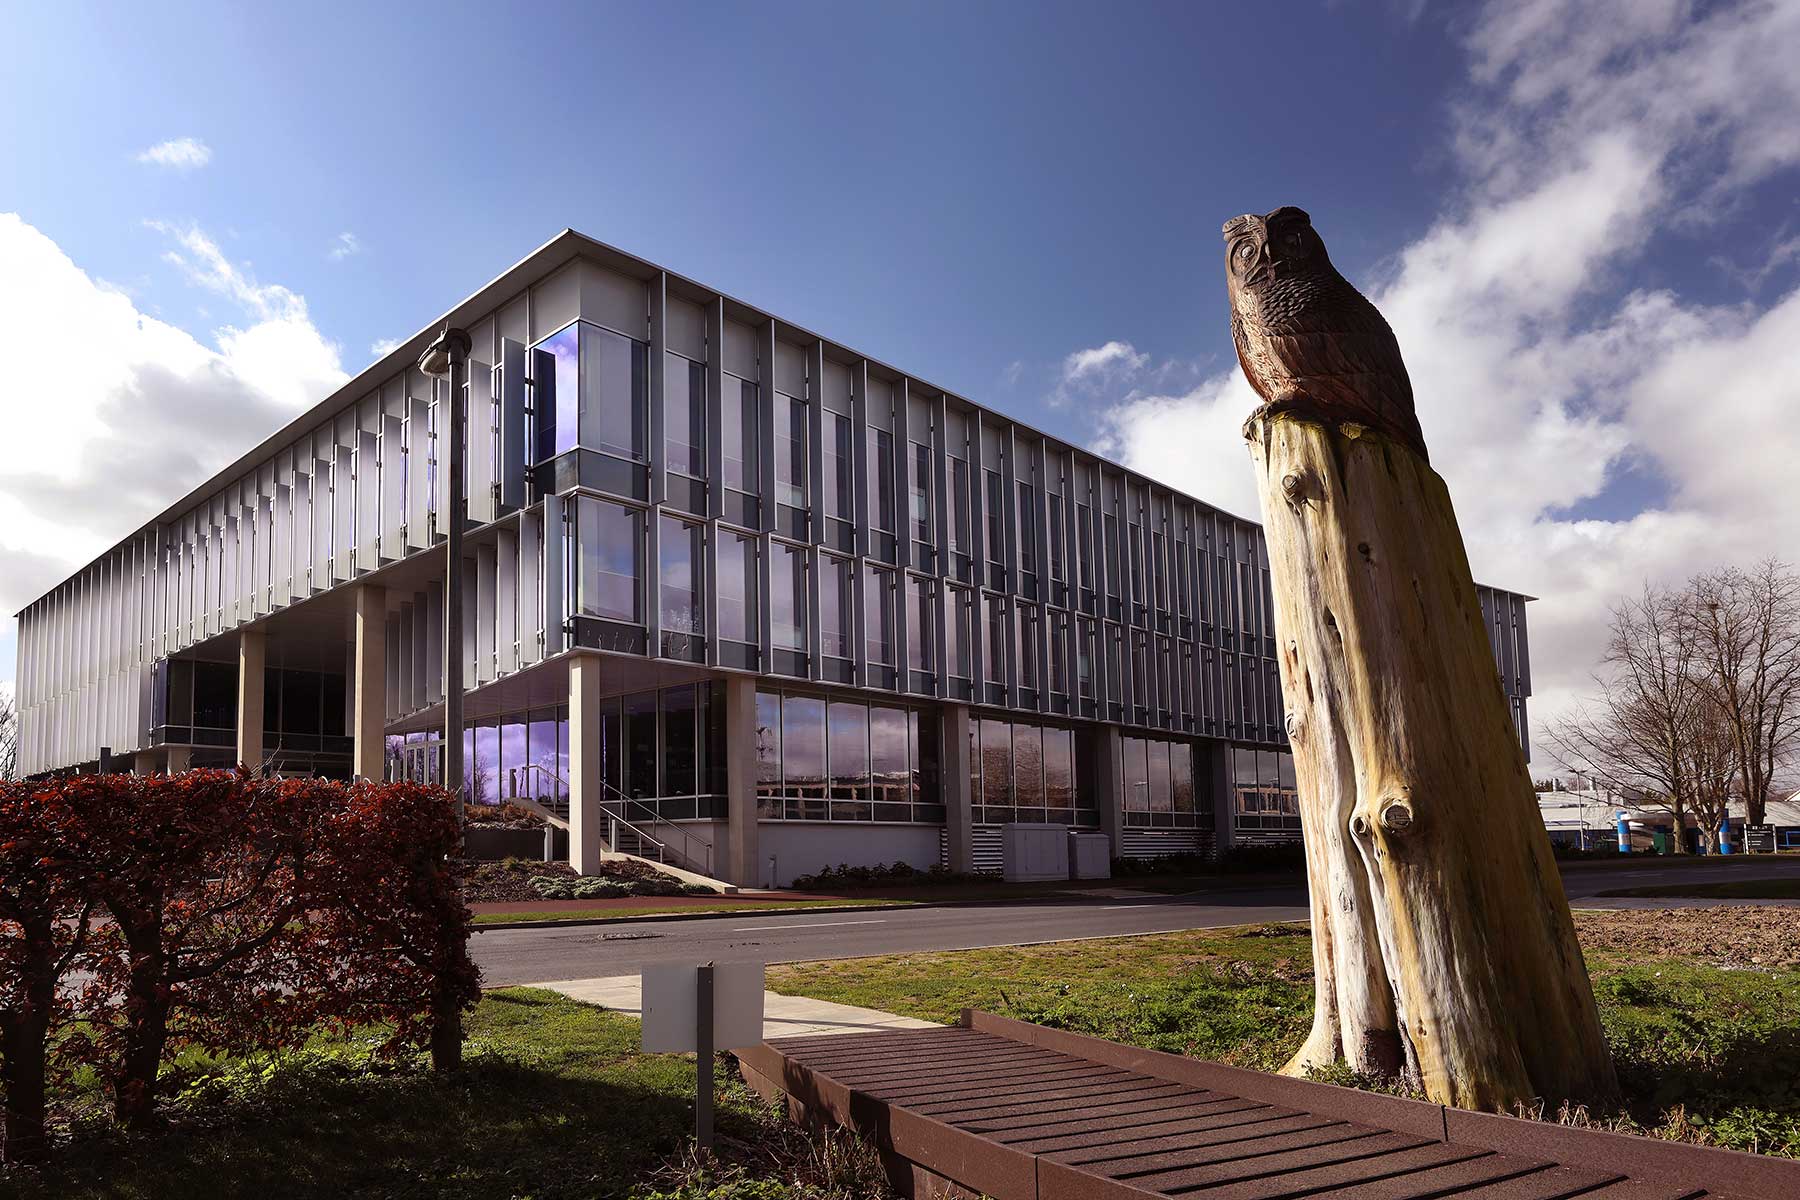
[{"xmin": 525, "ymin": 973, "xmax": 939, "ymax": 1040}]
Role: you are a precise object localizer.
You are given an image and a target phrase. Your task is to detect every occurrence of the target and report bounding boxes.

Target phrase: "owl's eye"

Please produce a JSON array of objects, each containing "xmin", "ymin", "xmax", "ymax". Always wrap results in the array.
[{"xmin": 1236, "ymin": 244, "xmax": 1254, "ymax": 260}]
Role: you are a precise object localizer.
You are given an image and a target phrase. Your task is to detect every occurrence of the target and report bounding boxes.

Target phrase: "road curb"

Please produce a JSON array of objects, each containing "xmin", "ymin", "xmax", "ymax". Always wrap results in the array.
[{"xmin": 467, "ymin": 884, "xmax": 1290, "ymax": 932}]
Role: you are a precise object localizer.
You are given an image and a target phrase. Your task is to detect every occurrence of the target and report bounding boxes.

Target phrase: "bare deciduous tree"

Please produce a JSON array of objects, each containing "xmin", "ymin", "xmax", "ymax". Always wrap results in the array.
[
  {"xmin": 1546, "ymin": 584, "xmax": 1706, "ymax": 849},
  {"xmin": 1687, "ymin": 560, "xmax": 1800, "ymax": 827},
  {"xmin": 0, "ymin": 688, "xmax": 17, "ymax": 782}
]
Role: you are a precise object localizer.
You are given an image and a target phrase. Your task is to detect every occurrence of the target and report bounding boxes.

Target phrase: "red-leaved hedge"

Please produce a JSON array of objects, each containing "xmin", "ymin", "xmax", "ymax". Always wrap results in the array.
[{"xmin": 0, "ymin": 770, "xmax": 478, "ymax": 1162}]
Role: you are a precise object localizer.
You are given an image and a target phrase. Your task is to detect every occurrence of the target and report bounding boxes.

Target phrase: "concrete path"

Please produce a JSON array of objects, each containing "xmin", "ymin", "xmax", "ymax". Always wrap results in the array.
[{"xmin": 526, "ymin": 974, "xmax": 939, "ymax": 1040}]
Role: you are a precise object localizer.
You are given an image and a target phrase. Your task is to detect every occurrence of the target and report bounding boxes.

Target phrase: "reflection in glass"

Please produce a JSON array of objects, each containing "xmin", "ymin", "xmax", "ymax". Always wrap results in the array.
[
  {"xmin": 665, "ymin": 353, "xmax": 706, "ymax": 476},
  {"xmin": 823, "ymin": 412, "xmax": 853, "ymax": 519},
  {"xmin": 1045, "ymin": 729, "xmax": 1074, "ymax": 811},
  {"xmin": 714, "ymin": 532, "xmax": 755, "ymax": 644},
  {"xmin": 827, "ymin": 702, "xmax": 869, "ymax": 801},
  {"xmin": 772, "ymin": 543, "xmax": 807, "ymax": 651},
  {"xmin": 907, "ymin": 575, "xmax": 933, "ymax": 672},
  {"xmin": 580, "ymin": 323, "xmax": 647, "ymax": 461},
  {"xmin": 979, "ymin": 719, "xmax": 1011, "ymax": 810},
  {"xmin": 473, "ymin": 724, "xmax": 498, "ymax": 806},
  {"xmin": 781, "ymin": 696, "xmax": 826, "ymax": 800},
  {"xmin": 870, "ymin": 707, "xmax": 907, "ymax": 806},
  {"xmin": 776, "ymin": 393, "xmax": 807, "ymax": 508},
  {"xmin": 868, "ymin": 428, "xmax": 895, "ymax": 533},
  {"xmin": 500, "ymin": 720, "xmax": 527, "ymax": 800},
  {"xmin": 659, "ymin": 516, "xmax": 702, "ymax": 635},
  {"xmin": 722, "ymin": 375, "xmax": 759, "ymax": 493},
  {"xmin": 820, "ymin": 555, "xmax": 852, "ymax": 658},
  {"xmin": 865, "ymin": 566, "xmax": 893, "ymax": 665},
  {"xmin": 578, "ymin": 496, "xmax": 642, "ymax": 623},
  {"xmin": 754, "ymin": 692, "xmax": 782, "ymax": 813},
  {"xmin": 1013, "ymin": 724, "xmax": 1044, "ymax": 811}
]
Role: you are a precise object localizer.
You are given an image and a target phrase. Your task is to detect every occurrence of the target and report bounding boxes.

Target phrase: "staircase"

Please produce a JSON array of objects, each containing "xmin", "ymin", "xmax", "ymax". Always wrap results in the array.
[{"xmin": 504, "ymin": 764, "xmax": 717, "ymax": 879}]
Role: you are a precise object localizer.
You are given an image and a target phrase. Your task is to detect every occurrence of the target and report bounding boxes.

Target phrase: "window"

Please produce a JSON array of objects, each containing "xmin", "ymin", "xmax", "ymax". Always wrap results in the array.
[
  {"xmin": 717, "ymin": 532, "xmax": 757, "ymax": 644},
  {"xmin": 663, "ymin": 685, "xmax": 698, "ymax": 796},
  {"xmin": 868, "ymin": 428, "xmax": 895, "ymax": 532},
  {"xmin": 664, "ymin": 353, "xmax": 706, "ymax": 477},
  {"xmin": 1017, "ymin": 482, "xmax": 1037, "ymax": 577},
  {"xmin": 870, "ymin": 706, "xmax": 909, "ymax": 818},
  {"xmin": 1016, "ymin": 603, "xmax": 1040, "ymax": 692},
  {"xmin": 534, "ymin": 325, "xmax": 578, "ymax": 461},
  {"xmin": 754, "ymin": 691, "xmax": 782, "ymax": 815},
  {"xmin": 775, "ymin": 393, "xmax": 806, "ymax": 508},
  {"xmin": 772, "ymin": 542, "xmax": 807, "ymax": 651},
  {"xmin": 827, "ymin": 701, "xmax": 869, "ymax": 806},
  {"xmin": 581, "ymin": 323, "xmax": 648, "ymax": 461},
  {"xmin": 984, "ymin": 593, "xmax": 1008, "ymax": 683},
  {"xmin": 823, "ymin": 412, "xmax": 853, "ymax": 519},
  {"xmin": 722, "ymin": 374, "xmax": 759, "ymax": 494},
  {"xmin": 949, "ymin": 458, "xmax": 969, "ymax": 554},
  {"xmin": 907, "ymin": 575, "xmax": 934, "ymax": 673},
  {"xmin": 910, "ymin": 442, "xmax": 933, "ymax": 544},
  {"xmin": 1044, "ymin": 729, "xmax": 1075, "ymax": 815},
  {"xmin": 985, "ymin": 470, "xmax": 1006, "ymax": 570},
  {"xmin": 781, "ymin": 695, "xmax": 827, "ymax": 808},
  {"xmin": 978, "ymin": 718, "xmax": 1012, "ymax": 814},
  {"xmin": 1050, "ymin": 610, "xmax": 1069, "ymax": 694},
  {"xmin": 947, "ymin": 585, "xmax": 970, "ymax": 679},
  {"xmin": 1077, "ymin": 504, "xmax": 1094, "ymax": 592},
  {"xmin": 1077, "ymin": 618, "xmax": 1095, "ymax": 697},
  {"xmin": 1104, "ymin": 513, "xmax": 1121, "ymax": 598},
  {"xmin": 1013, "ymin": 723, "xmax": 1044, "ymax": 817},
  {"xmin": 577, "ymin": 496, "xmax": 642, "ymax": 623},
  {"xmin": 624, "ymin": 691, "xmax": 657, "ymax": 798},
  {"xmin": 659, "ymin": 516, "xmax": 701, "ymax": 635},
  {"xmin": 820, "ymin": 554, "xmax": 853, "ymax": 659},
  {"xmin": 865, "ymin": 565, "xmax": 894, "ymax": 665},
  {"xmin": 1048, "ymin": 494, "xmax": 1065, "ymax": 583}
]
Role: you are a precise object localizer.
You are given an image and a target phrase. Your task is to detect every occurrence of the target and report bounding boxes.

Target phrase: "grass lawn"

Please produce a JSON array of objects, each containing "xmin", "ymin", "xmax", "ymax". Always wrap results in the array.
[
  {"xmin": 1598, "ymin": 877, "xmax": 1800, "ymax": 900},
  {"xmin": 2, "ymin": 989, "xmax": 890, "ymax": 1200},
  {"xmin": 470, "ymin": 898, "xmax": 919, "ymax": 925},
  {"xmin": 767, "ymin": 914, "xmax": 1800, "ymax": 1158}
]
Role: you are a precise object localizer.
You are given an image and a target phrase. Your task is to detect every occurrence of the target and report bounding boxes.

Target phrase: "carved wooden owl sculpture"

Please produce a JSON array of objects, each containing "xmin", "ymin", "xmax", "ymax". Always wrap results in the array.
[{"xmin": 1224, "ymin": 207, "xmax": 1428, "ymax": 461}]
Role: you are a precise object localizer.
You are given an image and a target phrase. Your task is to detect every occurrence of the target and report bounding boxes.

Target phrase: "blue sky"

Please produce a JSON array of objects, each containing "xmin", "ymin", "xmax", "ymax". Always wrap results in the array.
[{"xmin": 4, "ymin": 0, "xmax": 1800, "ymax": 758}]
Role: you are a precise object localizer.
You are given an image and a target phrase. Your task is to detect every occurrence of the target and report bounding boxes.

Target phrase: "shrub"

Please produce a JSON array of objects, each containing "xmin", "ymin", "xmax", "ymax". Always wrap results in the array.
[
  {"xmin": 0, "ymin": 771, "xmax": 479, "ymax": 1140},
  {"xmin": 789, "ymin": 862, "xmax": 987, "ymax": 891}
]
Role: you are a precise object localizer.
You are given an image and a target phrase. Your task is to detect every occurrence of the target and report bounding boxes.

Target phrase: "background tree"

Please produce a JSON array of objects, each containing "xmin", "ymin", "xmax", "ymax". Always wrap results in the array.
[
  {"xmin": 1546, "ymin": 584, "xmax": 1707, "ymax": 850},
  {"xmin": 1687, "ymin": 560, "xmax": 1800, "ymax": 828},
  {"xmin": 0, "ymin": 687, "xmax": 18, "ymax": 782}
]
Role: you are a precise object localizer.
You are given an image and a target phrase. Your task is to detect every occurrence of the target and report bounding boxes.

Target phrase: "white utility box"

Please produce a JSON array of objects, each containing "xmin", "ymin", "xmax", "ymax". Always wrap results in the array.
[
  {"xmin": 1001, "ymin": 823, "xmax": 1070, "ymax": 882},
  {"xmin": 1068, "ymin": 832, "xmax": 1112, "ymax": 880}
]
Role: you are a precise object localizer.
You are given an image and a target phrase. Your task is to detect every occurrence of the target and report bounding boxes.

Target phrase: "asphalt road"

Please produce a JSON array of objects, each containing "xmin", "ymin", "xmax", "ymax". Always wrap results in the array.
[{"xmin": 472, "ymin": 856, "xmax": 1800, "ymax": 986}]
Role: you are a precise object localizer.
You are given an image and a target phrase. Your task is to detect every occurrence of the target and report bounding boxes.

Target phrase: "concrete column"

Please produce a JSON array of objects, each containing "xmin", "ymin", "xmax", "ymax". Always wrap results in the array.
[
  {"xmin": 940, "ymin": 703, "xmax": 974, "ymax": 873},
  {"xmin": 237, "ymin": 628, "xmax": 266, "ymax": 771},
  {"xmin": 353, "ymin": 585, "xmax": 386, "ymax": 780},
  {"xmin": 1208, "ymin": 740, "xmax": 1236, "ymax": 860},
  {"xmin": 1095, "ymin": 725, "xmax": 1125, "ymax": 859},
  {"xmin": 568, "ymin": 654, "xmax": 605, "ymax": 875},
  {"xmin": 134, "ymin": 751, "xmax": 161, "ymax": 776},
  {"xmin": 165, "ymin": 745, "xmax": 191, "ymax": 774},
  {"xmin": 724, "ymin": 675, "xmax": 761, "ymax": 887}
]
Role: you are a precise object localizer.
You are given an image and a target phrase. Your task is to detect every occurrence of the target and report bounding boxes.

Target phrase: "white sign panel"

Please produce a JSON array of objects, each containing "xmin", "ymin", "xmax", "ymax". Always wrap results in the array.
[{"xmin": 641, "ymin": 962, "xmax": 766, "ymax": 1052}]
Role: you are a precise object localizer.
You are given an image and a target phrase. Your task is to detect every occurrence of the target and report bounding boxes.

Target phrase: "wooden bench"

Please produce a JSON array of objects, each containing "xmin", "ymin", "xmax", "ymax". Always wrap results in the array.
[{"xmin": 736, "ymin": 1010, "xmax": 1799, "ymax": 1200}]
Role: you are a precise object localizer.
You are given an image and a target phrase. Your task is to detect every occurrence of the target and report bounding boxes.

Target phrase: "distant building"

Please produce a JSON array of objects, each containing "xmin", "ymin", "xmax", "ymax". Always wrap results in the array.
[{"xmin": 13, "ymin": 230, "xmax": 1536, "ymax": 886}]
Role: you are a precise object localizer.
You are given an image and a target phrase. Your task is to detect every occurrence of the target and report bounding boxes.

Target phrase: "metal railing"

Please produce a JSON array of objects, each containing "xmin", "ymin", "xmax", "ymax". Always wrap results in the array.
[{"xmin": 505, "ymin": 762, "xmax": 715, "ymax": 877}]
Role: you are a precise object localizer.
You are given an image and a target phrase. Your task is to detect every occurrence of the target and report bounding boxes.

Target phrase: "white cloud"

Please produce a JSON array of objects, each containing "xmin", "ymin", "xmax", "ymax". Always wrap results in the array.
[
  {"xmin": 1092, "ymin": 0, "xmax": 1800, "ymax": 763},
  {"xmin": 370, "ymin": 337, "xmax": 401, "ymax": 357},
  {"xmin": 328, "ymin": 231, "xmax": 361, "ymax": 262},
  {"xmin": 0, "ymin": 215, "xmax": 346, "ymax": 666},
  {"xmin": 135, "ymin": 137, "xmax": 212, "ymax": 170},
  {"xmin": 1063, "ymin": 340, "xmax": 1148, "ymax": 380}
]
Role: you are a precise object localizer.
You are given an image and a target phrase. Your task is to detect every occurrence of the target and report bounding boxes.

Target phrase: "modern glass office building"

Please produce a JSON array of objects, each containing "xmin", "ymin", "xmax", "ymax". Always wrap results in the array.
[{"xmin": 12, "ymin": 231, "xmax": 1534, "ymax": 885}]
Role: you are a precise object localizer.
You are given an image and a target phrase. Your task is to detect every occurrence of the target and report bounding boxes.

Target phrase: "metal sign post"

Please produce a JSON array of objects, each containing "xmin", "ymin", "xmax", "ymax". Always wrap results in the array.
[{"xmin": 695, "ymin": 962, "xmax": 715, "ymax": 1150}]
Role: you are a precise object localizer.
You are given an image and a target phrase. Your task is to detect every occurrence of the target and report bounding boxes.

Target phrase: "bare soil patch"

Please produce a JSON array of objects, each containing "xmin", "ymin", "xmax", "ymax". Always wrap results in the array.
[{"xmin": 1575, "ymin": 905, "xmax": 1800, "ymax": 968}]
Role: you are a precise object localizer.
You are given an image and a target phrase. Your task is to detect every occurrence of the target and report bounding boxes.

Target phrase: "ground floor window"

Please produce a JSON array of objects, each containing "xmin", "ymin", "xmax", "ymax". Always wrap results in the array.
[
  {"xmin": 1232, "ymin": 746, "xmax": 1299, "ymax": 831},
  {"xmin": 754, "ymin": 688, "xmax": 941, "ymax": 823},
  {"xmin": 1121, "ymin": 733, "xmax": 1208, "ymax": 829},
  {"xmin": 969, "ymin": 716, "xmax": 1095, "ymax": 827}
]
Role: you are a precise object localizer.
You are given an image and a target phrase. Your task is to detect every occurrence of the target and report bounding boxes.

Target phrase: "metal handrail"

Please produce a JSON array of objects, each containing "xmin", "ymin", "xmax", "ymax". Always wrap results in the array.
[{"xmin": 506, "ymin": 763, "xmax": 714, "ymax": 876}]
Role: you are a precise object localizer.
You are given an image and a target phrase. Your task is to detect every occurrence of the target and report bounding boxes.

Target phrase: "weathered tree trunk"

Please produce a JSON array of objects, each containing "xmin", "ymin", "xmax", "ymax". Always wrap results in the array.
[
  {"xmin": 1, "ymin": 915, "xmax": 56, "ymax": 1164},
  {"xmin": 1247, "ymin": 413, "xmax": 1616, "ymax": 1110}
]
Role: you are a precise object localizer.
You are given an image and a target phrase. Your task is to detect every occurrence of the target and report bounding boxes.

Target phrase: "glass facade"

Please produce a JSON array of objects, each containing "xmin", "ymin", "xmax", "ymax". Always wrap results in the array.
[{"xmin": 22, "ymin": 240, "xmax": 1532, "ymax": 871}]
